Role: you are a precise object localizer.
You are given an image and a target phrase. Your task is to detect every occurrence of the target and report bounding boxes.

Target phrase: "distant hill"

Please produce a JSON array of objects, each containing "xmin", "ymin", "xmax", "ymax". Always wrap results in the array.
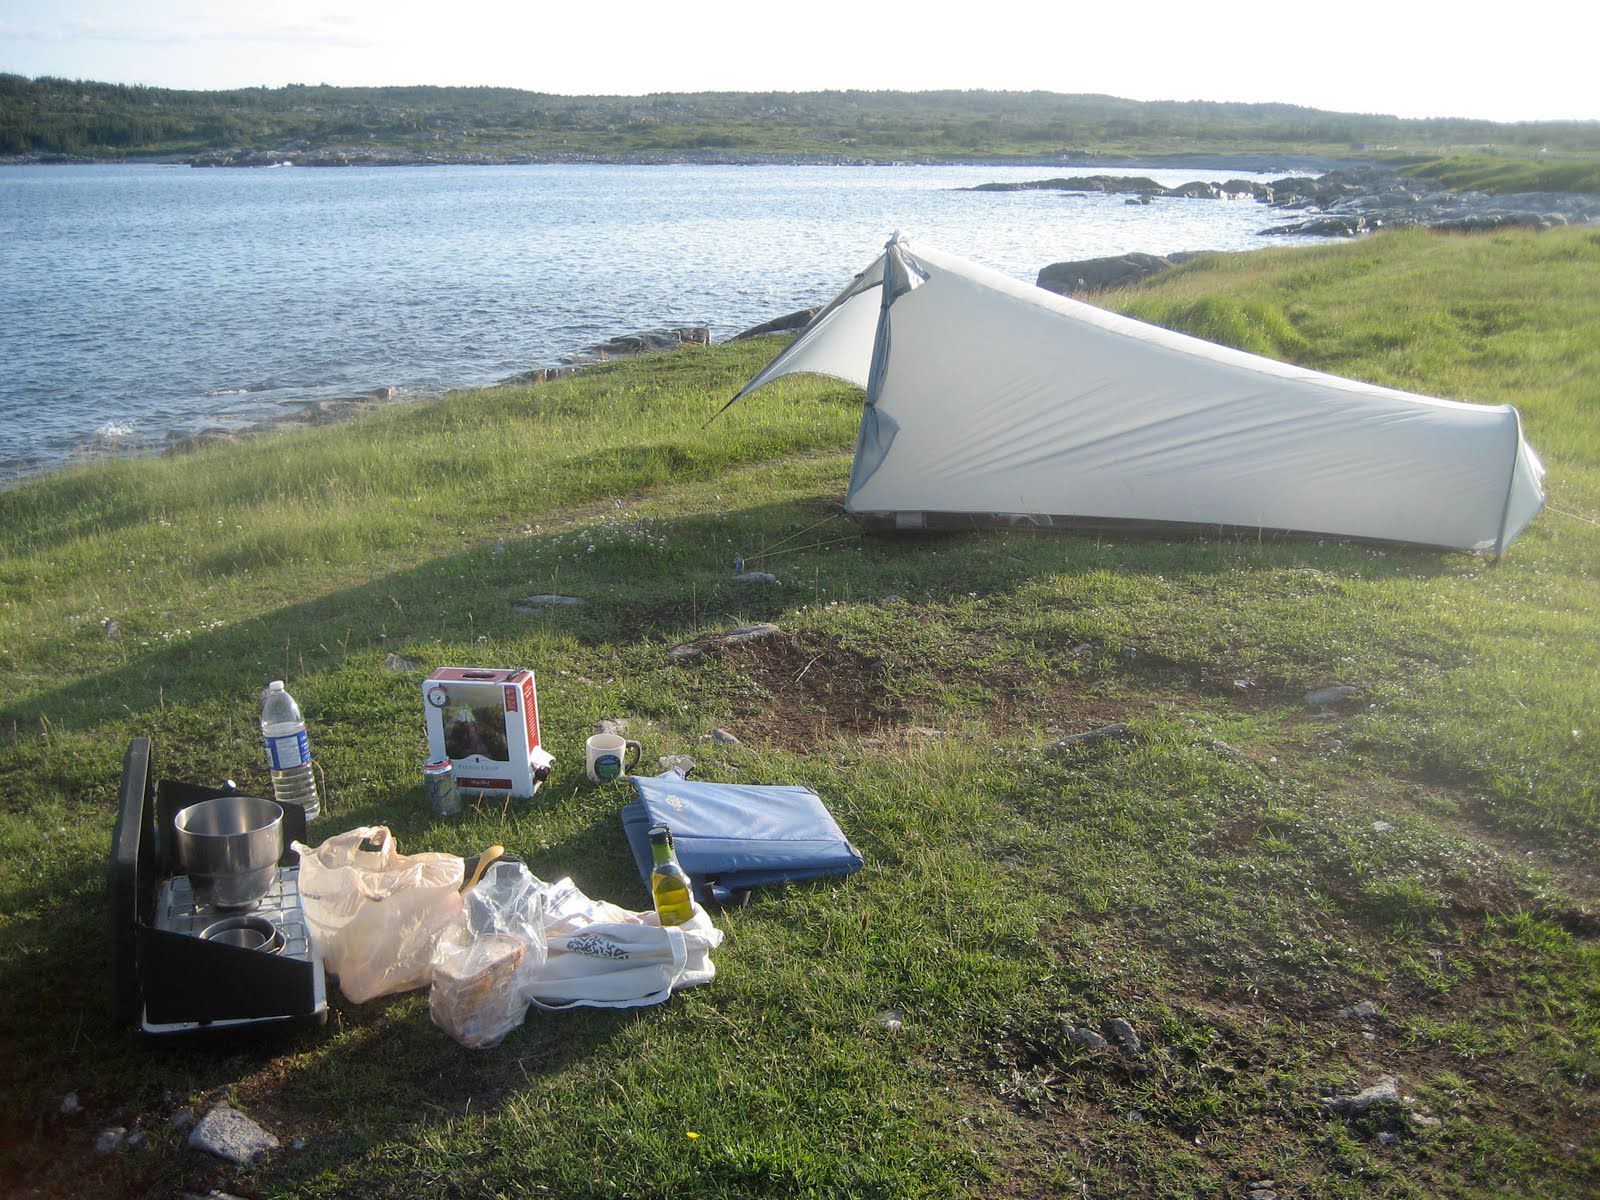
[{"xmin": 4, "ymin": 74, "xmax": 1599, "ymax": 162}]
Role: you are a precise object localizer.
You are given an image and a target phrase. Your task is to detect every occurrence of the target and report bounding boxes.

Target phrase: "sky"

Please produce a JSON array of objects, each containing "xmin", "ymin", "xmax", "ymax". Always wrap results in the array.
[{"xmin": 3, "ymin": 0, "xmax": 1598, "ymax": 124}]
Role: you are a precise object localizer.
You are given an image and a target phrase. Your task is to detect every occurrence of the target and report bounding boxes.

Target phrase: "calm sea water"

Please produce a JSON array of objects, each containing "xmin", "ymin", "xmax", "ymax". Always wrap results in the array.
[{"xmin": 0, "ymin": 163, "xmax": 1328, "ymax": 478}]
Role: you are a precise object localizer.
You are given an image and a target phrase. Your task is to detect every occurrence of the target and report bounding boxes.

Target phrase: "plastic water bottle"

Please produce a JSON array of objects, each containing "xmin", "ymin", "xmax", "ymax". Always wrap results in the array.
[{"xmin": 261, "ymin": 680, "xmax": 319, "ymax": 820}]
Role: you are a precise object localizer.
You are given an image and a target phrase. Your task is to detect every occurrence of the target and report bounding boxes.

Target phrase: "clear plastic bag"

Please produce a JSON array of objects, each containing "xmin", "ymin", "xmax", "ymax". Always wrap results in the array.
[
  {"xmin": 537, "ymin": 875, "xmax": 637, "ymax": 937},
  {"xmin": 292, "ymin": 826, "xmax": 465, "ymax": 1004},
  {"xmin": 425, "ymin": 867, "xmax": 724, "ymax": 1045},
  {"xmin": 429, "ymin": 861, "xmax": 548, "ymax": 1048}
]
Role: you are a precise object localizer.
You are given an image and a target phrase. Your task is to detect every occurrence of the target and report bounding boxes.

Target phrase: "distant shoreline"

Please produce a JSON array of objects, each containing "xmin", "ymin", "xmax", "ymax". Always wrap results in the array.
[{"xmin": 0, "ymin": 150, "xmax": 1356, "ymax": 173}]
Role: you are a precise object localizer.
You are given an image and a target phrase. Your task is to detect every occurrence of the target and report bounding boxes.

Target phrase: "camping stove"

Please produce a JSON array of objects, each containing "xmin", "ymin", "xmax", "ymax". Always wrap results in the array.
[
  {"xmin": 110, "ymin": 738, "xmax": 327, "ymax": 1038},
  {"xmin": 155, "ymin": 869, "xmax": 314, "ymax": 956}
]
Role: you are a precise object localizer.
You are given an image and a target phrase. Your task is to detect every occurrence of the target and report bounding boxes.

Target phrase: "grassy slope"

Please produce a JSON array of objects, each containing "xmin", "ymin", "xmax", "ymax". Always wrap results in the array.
[
  {"xmin": 1388, "ymin": 153, "xmax": 1600, "ymax": 197},
  {"xmin": 1, "ymin": 227, "xmax": 1597, "ymax": 1199}
]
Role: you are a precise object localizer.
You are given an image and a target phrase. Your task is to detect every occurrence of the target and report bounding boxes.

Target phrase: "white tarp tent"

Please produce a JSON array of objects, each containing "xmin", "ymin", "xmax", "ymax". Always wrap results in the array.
[{"xmin": 729, "ymin": 235, "xmax": 1545, "ymax": 554}]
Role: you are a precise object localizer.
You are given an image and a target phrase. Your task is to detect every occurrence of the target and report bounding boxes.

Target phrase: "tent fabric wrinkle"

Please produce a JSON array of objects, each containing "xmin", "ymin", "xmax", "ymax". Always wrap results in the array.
[{"xmin": 730, "ymin": 236, "xmax": 1545, "ymax": 553}]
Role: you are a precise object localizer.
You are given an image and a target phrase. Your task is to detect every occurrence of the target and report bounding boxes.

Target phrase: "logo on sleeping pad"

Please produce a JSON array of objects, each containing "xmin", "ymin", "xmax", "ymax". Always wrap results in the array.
[{"xmin": 568, "ymin": 934, "xmax": 630, "ymax": 960}]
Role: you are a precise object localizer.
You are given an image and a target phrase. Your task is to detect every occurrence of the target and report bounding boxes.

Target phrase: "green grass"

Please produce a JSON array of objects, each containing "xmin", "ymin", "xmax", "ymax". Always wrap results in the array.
[
  {"xmin": 2, "ymin": 226, "xmax": 1598, "ymax": 1199},
  {"xmin": 1386, "ymin": 152, "xmax": 1600, "ymax": 197}
]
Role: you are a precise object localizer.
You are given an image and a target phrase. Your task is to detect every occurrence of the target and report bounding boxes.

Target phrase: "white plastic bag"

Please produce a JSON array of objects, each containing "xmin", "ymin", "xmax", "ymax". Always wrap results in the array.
[
  {"xmin": 527, "ymin": 903, "xmax": 722, "ymax": 1011},
  {"xmin": 429, "ymin": 861, "xmax": 548, "ymax": 1048},
  {"xmin": 292, "ymin": 826, "xmax": 465, "ymax": 1004}
]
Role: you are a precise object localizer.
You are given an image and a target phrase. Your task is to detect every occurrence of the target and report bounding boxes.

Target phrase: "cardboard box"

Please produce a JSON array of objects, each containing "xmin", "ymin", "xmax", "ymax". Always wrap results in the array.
[{"xmin": 423, "ymin": 668, "xmax": 553, "ymax": 797}]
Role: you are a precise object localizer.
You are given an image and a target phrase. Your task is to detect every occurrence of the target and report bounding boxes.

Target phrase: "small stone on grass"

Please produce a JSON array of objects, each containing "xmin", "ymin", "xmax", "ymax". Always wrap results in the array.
[
  {"xmin": 669, "ymin": 623, "xmax": 782, "ymax": 664},
  {"xmin": 1065, "ymin": 1026, "xmax": 1109, "ymax": 1051},
  {"xmin": 1324, "ymin": 1075, "xmax": 1404, "ymax": 1114},
  {"xmin": 1051, "ymin": 724, "xmax": 1134, "ymax": 750},
  {"xmin": 188, "ymin": 1104, "xmax": 279, "ymax": 1165},
  {"xmin": 1105, "ymin": 1017, "xmax": 1143, "ymax": 1058},
  {"xmin": 1305, "ymin": 684, "xmax": 1362, "ymax": 706},
  {"xmin": 94, "ymin": 1126, "xmax": 126, "ymax": 1154}
]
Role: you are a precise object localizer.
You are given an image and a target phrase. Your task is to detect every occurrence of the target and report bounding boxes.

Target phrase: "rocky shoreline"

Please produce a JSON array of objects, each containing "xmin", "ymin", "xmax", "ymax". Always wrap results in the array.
[
  {"xmin": 966, "ymin": 166, "xmax": 1600, "ymax": 237},
  {"xmin": 37, "ymin": 328, "xmax": 729, "ymax": 474}
]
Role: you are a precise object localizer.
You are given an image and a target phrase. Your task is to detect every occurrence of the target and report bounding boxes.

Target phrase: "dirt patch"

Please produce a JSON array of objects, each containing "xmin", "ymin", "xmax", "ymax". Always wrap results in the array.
[
  {"xmin": 722, "ymin": 631, "xmax": 905, "ymax": 748},
  {"xmin": 1410, "ymin": 788, "xmax": 1600, "ymax": 911},
  {"xmin": 1316, "ymin": 771, "xmax": 1600, "ymax": 914},
  {"xmin": 967, "ymin": 912, "xmax": 1600, "ymax": 1200}
]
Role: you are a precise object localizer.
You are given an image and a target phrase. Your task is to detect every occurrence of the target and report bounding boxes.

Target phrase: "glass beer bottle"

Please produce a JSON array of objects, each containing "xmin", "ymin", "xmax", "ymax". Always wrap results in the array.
[{"xmin": 648, "ymin": 824, "xmax": 695, "ymax": 927}]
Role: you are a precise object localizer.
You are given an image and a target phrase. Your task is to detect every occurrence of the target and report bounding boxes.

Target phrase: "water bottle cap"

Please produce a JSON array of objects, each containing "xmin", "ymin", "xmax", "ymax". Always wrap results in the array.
[{"xmin": 268, "ymin": 680, "xmax": 285, "ymax": 691}]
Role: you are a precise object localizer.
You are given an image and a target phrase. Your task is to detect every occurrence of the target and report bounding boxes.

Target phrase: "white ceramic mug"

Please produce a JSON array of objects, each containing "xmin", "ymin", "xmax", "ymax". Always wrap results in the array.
[{"xmin": 585, "ymin": 732, "xmax": 641, "ymax": 783}]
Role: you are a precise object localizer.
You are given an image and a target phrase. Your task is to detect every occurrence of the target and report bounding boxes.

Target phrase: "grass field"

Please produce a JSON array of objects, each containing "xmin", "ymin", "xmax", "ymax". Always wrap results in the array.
[
  {"xmin": 1390, "ymin": 153, "xmax": 1600, "ymax": 197},
  {"xmin": 1, "ymin": 226, "xmax": 1597, "ymax": 1199}
]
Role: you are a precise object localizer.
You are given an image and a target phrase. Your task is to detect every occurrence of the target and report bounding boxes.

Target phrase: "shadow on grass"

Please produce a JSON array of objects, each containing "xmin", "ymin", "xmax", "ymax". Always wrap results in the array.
[
  {"xmin": 0, "ymin": 807, "xmax": 658, "ymax": 1195},
  {"xmin": 3, "ymin": 496, "xmax": 1473, "ymax": 735}
]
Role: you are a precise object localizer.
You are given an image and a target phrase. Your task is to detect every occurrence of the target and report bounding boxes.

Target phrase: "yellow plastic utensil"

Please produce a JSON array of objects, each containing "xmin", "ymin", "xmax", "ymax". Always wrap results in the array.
[{"xmin": 462, "ymin": 844, "xmax": 505, "ymax": 892}]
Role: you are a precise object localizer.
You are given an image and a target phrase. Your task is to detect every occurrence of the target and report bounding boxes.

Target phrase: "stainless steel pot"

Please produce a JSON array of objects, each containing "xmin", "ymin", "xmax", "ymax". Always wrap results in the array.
[{"xmin": 173, "ymin": 795, "xmax": 283, "ymax": 909}]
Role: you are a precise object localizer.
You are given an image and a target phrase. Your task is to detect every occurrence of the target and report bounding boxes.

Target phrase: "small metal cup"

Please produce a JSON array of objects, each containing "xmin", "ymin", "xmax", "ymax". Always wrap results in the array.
[
  {"xmin": 174, "ymin": 795, "xmax": 284, "ymax": 910},
  {"xmin": 199, "ymin": 914, "xmax": 286, "ymax": 954}
]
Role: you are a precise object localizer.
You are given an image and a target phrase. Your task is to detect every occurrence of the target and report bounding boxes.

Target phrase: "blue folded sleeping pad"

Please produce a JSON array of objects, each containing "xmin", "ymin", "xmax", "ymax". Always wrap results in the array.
[{"xmin": 621, "ymin": 767, "xmax": 864, "ymax": 904}]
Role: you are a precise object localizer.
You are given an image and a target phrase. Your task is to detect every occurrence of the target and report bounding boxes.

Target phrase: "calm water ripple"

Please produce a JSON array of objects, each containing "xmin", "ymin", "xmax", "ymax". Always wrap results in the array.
[{"xmin": 0, "ymin": 163, "xmax": 1328, "ymax": 479}]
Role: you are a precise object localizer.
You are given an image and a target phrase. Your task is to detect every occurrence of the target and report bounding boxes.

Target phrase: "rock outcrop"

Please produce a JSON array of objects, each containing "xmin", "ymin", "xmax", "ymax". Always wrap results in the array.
[
  {"xmin": 967, "ymin": 175, "xmax": 1168, "ymax": 195},
  {"xmin": 1036, "ymin": 251, "xmax": 1204, "ymax": 295},
  {"xmin": 965, "ymin": 175, "xmax": 1266, "ymax": 200},
  {"xmin": 1254, "ymin": 167, "xmax": 1600, "ymax": 237},
  {"xmin": 732, "ymin": 307, "xmax": 821, "ymax": 340},
  {"xmin": 562, "ymin": 326, "xmax": 710, "ymax": 363},
  {"xmin": 970, "ymin": 165, "xmax": 1600, "ymax": 239}
]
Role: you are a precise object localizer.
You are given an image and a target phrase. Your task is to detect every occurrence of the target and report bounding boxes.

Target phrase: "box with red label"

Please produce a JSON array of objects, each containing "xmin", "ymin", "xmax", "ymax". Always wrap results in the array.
[{"xmin": 422, "ymin": 668, "xmax": 554, "ymax": 797}]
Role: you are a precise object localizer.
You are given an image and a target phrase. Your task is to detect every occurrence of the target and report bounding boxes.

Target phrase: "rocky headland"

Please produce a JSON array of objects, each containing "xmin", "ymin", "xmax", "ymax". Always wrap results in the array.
[{"xmin": 966, "ymin": 166, "xmax": 1600, "ymax": 237}]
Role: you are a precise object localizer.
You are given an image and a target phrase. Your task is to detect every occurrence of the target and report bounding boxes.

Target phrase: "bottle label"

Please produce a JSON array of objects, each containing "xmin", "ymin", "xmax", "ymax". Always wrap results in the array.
[{"xmin": 265, "ymin": 729, "xmax": 310, "ymax": 770}]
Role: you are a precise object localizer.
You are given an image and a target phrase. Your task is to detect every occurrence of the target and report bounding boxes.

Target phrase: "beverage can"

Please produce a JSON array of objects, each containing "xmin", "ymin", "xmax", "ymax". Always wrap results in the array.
[{"xmin": 424, "ymin": 758, "xmax": 462, "ymax": 817}]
